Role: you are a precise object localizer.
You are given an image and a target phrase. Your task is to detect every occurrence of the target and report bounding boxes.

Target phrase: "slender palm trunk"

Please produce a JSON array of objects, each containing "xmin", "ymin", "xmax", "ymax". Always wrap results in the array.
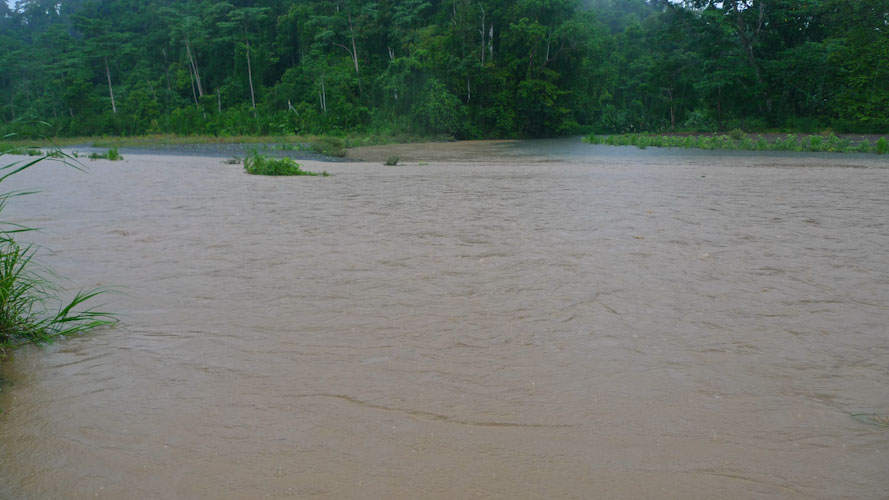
[
  {"xmin": 188, "ymin": 65, "xmax": 199, "ymax": 107},
  {"xmin": 245, "ymin": 36, "xmax": 256, "ymax": 115},
  {"xmin": 104, "ymin": 56, "xmax": 117, "ymax": 114},
  {"xmin": 185, "ymin": 38, "xmax": 204, "ymax": 97},
  {"xmin": 319, "ymin": 76, "xmax": 327, "ymax": 114},
  {"xmin": 479, "ymin": 5, "xmax": 485, "ymax": 65},
  {"xmin": 348, "ymin": 13, "xmax": 359, "ymax": 75}
]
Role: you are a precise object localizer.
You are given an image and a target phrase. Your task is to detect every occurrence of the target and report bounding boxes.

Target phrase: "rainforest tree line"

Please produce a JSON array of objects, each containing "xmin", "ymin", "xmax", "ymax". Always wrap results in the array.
[{"xmin": 1, "ymin": 0, "xmax": 887, "ymax": 138}]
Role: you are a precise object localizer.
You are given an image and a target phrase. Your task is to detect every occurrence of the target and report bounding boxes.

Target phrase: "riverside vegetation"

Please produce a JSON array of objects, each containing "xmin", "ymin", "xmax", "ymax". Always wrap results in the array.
[
  {"xmin": 2, "ymin": 1, "xmax": 888, "ymax": 140},
  {"xmin": 0, "ymin": 142, "xmax": 115, "ymax": 357},
  {"xmin": 585, "ymin": 132, "xmax": 889, "ymax": 154}
]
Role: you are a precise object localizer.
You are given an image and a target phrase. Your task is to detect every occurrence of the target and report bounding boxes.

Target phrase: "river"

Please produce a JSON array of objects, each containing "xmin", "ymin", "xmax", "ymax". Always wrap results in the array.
[{"xmin": 1, "ymin": 139, "xmax": 887, "ymax": 499}]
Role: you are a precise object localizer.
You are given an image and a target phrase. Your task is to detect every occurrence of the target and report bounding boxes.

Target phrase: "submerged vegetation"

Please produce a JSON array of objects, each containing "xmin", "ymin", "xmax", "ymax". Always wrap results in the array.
[
  {"xmin": 585, "ymin": 133, "xmax": 889, "ymax": 154},
  {"xmin": 1, "ymin": 1, "xmax": 887, "ymax": 140},
  {"xmin": 88, "ymin": 147, "xmax": 123, "ymax": 161},
  {"xmin": 0, "ymin": 144, "xmax": 115, "ymax": 355},
  {"xmin": 244, "ymin": 153, "xmax": 329, "ymax": 176}
]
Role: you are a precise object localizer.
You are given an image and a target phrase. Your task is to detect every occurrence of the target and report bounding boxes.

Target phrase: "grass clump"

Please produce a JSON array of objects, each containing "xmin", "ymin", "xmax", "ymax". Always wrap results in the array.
[
  {"xmin": 88, "ymin": 147, "xmax": 123, "ymax": 161},
  {"xmin": 0, "ymin": 142, "xmax": 115, "ymax": 355},
  {"xmin": 806, "ymin": 135, "xmax": 824, "ymax": 151},
  {"xmin": 728, "ymin": 128, "xmax": 745, "ymax": 140},
  {"xmin": 384, "ymin": 156, "xmax": 399, "ymax": 166},
  {"xmin": 244, "ymin": 153, "xmax": 329, "ymax": 176},
  {"xmin": 876, "ymin": 137, "xmax": 889, "ymax": 155}
]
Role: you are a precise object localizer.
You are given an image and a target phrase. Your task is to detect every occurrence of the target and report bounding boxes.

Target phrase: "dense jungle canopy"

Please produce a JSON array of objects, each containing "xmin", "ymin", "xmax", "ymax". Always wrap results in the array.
[{"xmin": 1, "ymin": 0, "xmax": 887, "ymax": 138}]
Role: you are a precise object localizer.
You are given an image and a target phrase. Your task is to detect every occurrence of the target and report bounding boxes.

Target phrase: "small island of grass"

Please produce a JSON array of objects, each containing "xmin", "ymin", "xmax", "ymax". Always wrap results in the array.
[{"xmin": 243, "ymin": 153, "xmax": 329, "ymax": 177}]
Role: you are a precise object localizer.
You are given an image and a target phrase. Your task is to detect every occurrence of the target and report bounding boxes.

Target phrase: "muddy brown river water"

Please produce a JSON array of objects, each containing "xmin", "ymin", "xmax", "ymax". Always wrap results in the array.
[{"xmin": 1, "ymin": 139, "xmax": 887, "ymax": 499}]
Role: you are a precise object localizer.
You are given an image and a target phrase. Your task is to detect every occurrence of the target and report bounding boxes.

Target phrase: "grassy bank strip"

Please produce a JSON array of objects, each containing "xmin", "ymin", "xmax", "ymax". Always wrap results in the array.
[
  {"xmin": 585, "ymin": 132, "xmax": 889, "ymax": 154},
  {"xmin": 1, "ymin": 132, "xmax": 453, "ymax": 159}
]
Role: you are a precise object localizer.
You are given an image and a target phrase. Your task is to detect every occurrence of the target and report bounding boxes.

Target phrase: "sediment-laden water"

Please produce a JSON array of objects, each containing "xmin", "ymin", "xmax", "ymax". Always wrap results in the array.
[{"xmin": 1, "ymin": 140, "xmax": 887, "ymax": 499}]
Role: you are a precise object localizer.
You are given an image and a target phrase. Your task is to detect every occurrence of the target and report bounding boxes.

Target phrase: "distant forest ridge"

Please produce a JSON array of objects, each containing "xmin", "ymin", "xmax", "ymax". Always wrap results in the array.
[{"xmin": 1, "ymin": 0, "xmax": 887, "ymax": 138}]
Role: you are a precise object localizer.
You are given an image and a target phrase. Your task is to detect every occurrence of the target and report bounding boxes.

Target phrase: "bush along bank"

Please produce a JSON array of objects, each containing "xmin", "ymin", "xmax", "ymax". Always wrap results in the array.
[{"xmin": 584, "ymin": 132, "xmax": 889, "ymax": 154}]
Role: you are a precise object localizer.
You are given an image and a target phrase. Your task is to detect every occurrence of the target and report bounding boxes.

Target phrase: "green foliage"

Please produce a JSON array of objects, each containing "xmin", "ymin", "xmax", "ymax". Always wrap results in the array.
[
  {"xmin": 728, "ymin": 128, "xmax": 745, "ymax": 141},
  {"xmin": 384, "ymin": 156, "xmax": 399, "ymax": 166},
  {"xmin": 807, "ymin": 135, "xmax": 824, "ymax": 151},
  {"xmin": 243, "ymin": 153, "xmax": 328, "ymax": 176},
  {"xmin": 0, "ymin": 0, "xmax": 886, "ymax": 139},
  {"xmin": 584, "ymin": 132, "xmax": 886, "ymax": 154},
  {"xmin": 0, "ymin": 147, "xmax": 115, "ymax": 353}
]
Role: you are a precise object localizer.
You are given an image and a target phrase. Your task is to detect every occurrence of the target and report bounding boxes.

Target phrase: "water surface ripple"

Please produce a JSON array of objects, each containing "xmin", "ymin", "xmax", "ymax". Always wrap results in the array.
[{"xmin": 1, "ymin": 141, "xmax": 887, "ymax": 499}]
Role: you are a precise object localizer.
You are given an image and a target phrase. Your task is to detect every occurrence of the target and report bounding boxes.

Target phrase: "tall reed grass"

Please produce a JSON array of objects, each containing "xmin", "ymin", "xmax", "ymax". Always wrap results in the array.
[{"xmin": 0, "ymin": 138, "xmax": 115, "ymax": 355}]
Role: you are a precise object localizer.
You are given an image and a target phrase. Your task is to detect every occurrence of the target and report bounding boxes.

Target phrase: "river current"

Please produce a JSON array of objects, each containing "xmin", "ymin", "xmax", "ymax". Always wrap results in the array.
[{"xmin": 1, "ymin": 139, "xmax": 887, "ymax": 499}]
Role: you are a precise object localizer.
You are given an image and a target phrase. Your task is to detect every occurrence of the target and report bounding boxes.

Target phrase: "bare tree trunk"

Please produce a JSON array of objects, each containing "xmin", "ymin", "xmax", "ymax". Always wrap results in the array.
[
  {"xmin": 661, "ymin": 88, "xmax": 676, "ymax": 129},
  {"xmin": 319, "ymin": 76, "xmax": 327, "ymax": 114},
  {"xmin": 161, "ymin": 48, "xmax": 172, "ymax": 90},
  {"xmin": 105, "ymin": 56, "xmax": 117, "ymax": 114},
  {"xmin": 348, "ymin": 13, "xmax": 359, "ymax": 75},
  {"xmin": 479, "ymin": 5, "xmax": 485, "ymax": 65},
  {"xmin": 188, "ymin": 65, "xmax": 199, "ymax": 107},
  {"xmin": 245, "ymin": 35, "xmax": 257, "ymax": 115},
  {"xmin": 217, "ymin": 88, "xmax": 221, "ymax": 113},
  {"xmin": 185, "ymin": 38, "xmax": 204, "ymax": 97}
]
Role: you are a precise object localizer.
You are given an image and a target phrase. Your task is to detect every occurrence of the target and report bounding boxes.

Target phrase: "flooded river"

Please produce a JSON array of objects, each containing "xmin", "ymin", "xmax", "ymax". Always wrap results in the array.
[{"xmin": 1, "ymin": 139, "xmax": 887, "ymax": 499}]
